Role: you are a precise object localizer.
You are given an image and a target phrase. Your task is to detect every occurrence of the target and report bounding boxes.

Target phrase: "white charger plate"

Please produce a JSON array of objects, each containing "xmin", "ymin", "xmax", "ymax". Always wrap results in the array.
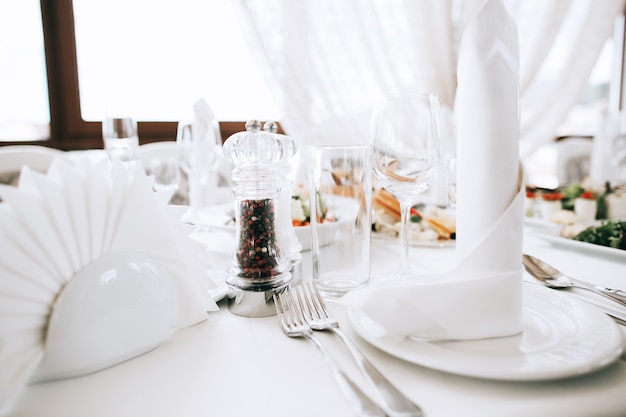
[{"xmin": 347, "ymin": 284, "xmax": 624, "ymax": 381}]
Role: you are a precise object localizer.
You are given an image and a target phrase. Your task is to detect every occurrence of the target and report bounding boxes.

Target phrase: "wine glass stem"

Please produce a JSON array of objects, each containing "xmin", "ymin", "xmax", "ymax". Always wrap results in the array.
[{"xmin": 398, "ymin": 198, "xmax": 413, "ymax": 275}]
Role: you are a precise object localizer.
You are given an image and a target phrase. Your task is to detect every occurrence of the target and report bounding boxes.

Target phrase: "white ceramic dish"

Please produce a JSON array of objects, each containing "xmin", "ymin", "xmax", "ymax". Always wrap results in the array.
[
  {"xmin": 529, "ymin": 227, "xmax": 626, "ymax": 260},
  {"xmin": 347, "ymin": 284, "xmax": 624, "ymax": 381}
]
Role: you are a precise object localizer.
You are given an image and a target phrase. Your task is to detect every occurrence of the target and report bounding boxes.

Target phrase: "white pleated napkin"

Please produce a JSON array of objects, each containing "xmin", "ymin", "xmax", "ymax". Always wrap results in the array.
[
  {"xmin": 0, "ymin": 156, "xmax": 217, "ymax": 415},
  {"xmin": 344, "ymin": 0, "xmax": 524, "ymax": 341}
]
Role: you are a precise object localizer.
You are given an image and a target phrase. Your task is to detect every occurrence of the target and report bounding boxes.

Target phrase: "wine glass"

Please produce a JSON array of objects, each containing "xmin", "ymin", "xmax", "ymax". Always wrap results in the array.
[
  {"xmin": 148, "ymin": 156, "xmax": 180, "ymax": 194},
  {"xmin": 102, "ymin": 116, "xmax": 139, "ymax": 164},
  {"xmin": 176, "ymin": 121, "xmax": 194, "ymax": 179},
  {"xmin": 370, "ymin": 92, "xmax": 443, "ymax": 277},
  {"xmin": 447, "ymin": 158, "xmax": 457, "ymax": 211}
]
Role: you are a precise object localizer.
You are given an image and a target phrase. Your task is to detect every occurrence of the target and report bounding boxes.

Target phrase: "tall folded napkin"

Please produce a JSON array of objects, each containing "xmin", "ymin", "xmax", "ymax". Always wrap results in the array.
[
  {"xmin": 344, "ymin": 0, "xmax": 524, "ymax": 341},
  {"xmin": 189, "ymin": 99, "xmax": 223, "ymax": 209},
  {"xmin": 0, "ymin": 157, "xmax": 217, "ymax": 415}
]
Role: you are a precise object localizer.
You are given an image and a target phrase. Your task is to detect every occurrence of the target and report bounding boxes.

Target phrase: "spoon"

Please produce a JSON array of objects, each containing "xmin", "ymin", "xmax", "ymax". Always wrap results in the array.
[{"xmin": 522, "ymin": 254, "xmax": 626, "ymax": 307}]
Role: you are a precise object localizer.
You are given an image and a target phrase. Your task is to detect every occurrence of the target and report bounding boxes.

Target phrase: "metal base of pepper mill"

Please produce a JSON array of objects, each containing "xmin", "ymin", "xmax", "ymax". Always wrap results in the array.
[{"xmin": 226, "ymin": 274, "xmax": 291, "ymax": 318}]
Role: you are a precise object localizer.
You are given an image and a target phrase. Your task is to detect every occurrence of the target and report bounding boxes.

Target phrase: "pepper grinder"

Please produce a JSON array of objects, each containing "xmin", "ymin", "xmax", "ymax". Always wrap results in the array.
[{"xmin": 222, "ymin": 120, "xmax": 292, "ymax": 317}]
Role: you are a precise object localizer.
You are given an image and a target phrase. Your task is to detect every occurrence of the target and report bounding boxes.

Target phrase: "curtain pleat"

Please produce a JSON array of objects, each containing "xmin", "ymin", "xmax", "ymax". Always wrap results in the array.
[{"xmin": 235, "ymin": 0, "xmax": 625, "ymax": 157}]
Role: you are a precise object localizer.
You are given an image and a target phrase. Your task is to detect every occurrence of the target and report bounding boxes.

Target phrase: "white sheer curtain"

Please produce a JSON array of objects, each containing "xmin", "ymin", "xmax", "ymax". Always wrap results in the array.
[{"xmin": 235, "ymin": 0, "xmax": 624, "ymax": 157}]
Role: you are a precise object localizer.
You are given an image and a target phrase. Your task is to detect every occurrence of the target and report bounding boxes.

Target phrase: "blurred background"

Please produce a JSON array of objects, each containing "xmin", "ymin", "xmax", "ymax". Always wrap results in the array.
[{"xmin": 1, "ymin": 0, "xmax": 624, "ymax": 189}]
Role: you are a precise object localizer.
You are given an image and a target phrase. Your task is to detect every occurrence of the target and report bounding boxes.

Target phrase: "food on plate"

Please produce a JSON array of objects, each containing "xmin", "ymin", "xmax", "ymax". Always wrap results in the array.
[
  {"xmin": 526, "ymin": 180, "xmax": 611, "ymax": 223},
  {"xmin": 570, "ymin": 220, "xmax": 626, "ymax": 250},
  {"xmin": 549, "ymin": 209, "xmax": 577, "ymax": 225},
  {"xmin": 372, "ymin": 189, "xmax": 456, "ymax": 242},
  {"xmin": 290, "ymin": 194, "xmax": 311, "ymax": 226},
  {"xmin": 606, "ymin": 191, "xmax": 626, "ymax": 220},
  {"xmin": 528, "ymin": 180, "xmax": 626, "ymax": 251},
  {"xmin": 524, "ymin": 189, "xmax": 538, "ymax": 217},
  {"xmin": 559, "ymin": 222, "xmax": 590, "ymax": 239},
  {"xmin": 538, "ymin": 191, "xmax": 565, "ymax": 221},
  {"xmin": 573, "ymin": 190, "xmax": 598, "ymax": 223},
  {"xmin": 290, "ymin": 191, "xmax": 337, "ymax": 226}
]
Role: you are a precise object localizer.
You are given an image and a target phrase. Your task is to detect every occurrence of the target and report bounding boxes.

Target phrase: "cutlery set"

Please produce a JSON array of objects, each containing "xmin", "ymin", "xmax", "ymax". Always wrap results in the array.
[
  {"xmin": 274, "ymin": 284, "xmax": 423, "ymax": 417},
  {"xmin": 275, "ymin": 257, "xmax": 625, "ymax": 416}
]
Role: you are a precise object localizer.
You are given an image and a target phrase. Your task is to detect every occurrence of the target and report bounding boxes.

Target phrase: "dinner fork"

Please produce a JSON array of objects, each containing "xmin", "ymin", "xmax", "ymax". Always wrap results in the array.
[
  {"xmin": 273, "ymin": 288, "xmax": 387, "ymax": 417},
  {"xmin": 294, "ymin": 282, "xmax": 423, "ymax": 417}
]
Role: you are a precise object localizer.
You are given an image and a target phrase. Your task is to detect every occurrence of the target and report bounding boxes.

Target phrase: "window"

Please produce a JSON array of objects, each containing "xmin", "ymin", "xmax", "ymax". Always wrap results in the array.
[
  {"xmin": 0, "ymin": 0, "xmax": 623, "ymax": 152},
  {"xmin": 1, "ymin": 0, "xmax": 280, "ymax": 150},
  {"xmin": 0, "ymin": 0, "xmax": 49, "ymax": 142},
  {"xmin": 72, "ymin": 0, "xmax": 279, "ymax": 123}
]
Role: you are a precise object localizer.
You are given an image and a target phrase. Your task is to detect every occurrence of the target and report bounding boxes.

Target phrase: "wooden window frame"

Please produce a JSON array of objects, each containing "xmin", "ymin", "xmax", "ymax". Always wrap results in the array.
[{"xmin": 5, "ymin": 0, "xmax": 272, "ymax": 150}]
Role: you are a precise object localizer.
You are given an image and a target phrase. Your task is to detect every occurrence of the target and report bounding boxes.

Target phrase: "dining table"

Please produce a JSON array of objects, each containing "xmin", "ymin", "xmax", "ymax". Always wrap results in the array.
[{"xmin": 6, "ymin": 214, "xmax": 626, "ymax": 417}]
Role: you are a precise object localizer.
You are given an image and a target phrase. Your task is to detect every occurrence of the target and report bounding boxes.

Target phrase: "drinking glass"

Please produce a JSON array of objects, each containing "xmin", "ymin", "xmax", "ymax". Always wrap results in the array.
[
  {"xmin": 308, "ymin": 146, "xmax": 373, "ymax": 298},
  {"xmin": 148, "ymin": 156, "xmax": 180, "ymax": 194},
  {"xmin": 370, "ymin": 92, "xmax": 443, "ymax": 277},
  {"xmin": 176, "ymin": 121, "xmax": 194, "ymax": 179},
  {"xmin": 102, "ymin": 117, "xmax": 139, "ymax": 163}
]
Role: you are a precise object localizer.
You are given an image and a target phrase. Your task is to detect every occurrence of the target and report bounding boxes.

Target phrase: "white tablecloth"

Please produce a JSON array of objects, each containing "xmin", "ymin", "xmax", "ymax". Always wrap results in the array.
[{"xmin": 8, "ymin": 228, "xmax": 626, "ymax": 417}]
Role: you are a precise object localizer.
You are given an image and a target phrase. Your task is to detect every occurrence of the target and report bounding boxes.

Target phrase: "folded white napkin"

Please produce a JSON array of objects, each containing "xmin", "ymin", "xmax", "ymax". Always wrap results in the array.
[
  {"xmin": 189, "ymin": 99, "xmax": 223, "ymax": 210},
  {"xmin": 344, "ymin": 0, "xmax": 524, "ymax": 341},
  {"xmin": 0, "ymin": 156, "xmax": 217, "ymax": 415}
]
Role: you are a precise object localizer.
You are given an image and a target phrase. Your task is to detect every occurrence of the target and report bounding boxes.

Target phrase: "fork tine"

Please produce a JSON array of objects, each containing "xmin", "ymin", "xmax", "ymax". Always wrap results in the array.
[
  {"xmin": 274, "ymin": 286, "xmax": 388, "ymax": 416},
  {"xmin": 280, "ymin": 287, "xmax": 307, "ymax": 329},
  {"xmin": 307, "ymin": 282, "xmax": 330, "ymax": 318},
  {"xmin": 294, "ymin": 284, "xmax": 314, "ymax": 320},
  {"xmin": 300, "ymin": 284, "xmax": 424, "ymax": 416},
  {"xmin": 283, "ymin": 289, "xmax": 301, "ymax": 326}
]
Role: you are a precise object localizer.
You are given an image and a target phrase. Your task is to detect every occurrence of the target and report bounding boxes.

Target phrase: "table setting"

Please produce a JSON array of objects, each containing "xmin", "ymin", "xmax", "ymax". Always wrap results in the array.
[{"xmin": 2, "ymin": 1, "xmax": 626, "ymax": 416}]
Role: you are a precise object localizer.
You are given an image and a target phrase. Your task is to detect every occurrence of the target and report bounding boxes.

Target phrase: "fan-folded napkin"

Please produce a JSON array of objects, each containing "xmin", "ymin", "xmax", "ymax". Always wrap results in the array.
[
  {"xmin": 0, "ymin": 156, "xmax": 217, "ymax": 415},
  {"xmin": 344, "ymin": 0, "xmax": 525, "ymax": 341}
]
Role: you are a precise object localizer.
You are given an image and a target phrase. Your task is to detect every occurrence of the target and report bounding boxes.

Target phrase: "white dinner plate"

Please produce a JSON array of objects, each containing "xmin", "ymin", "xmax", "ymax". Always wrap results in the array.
[
  {"xmin": 347, "ymin": 284, "xmax": 624, "ymax": 381},
  {"xmin": 529, "ymin": 227, "xmax": 626, "ymax": 260}
]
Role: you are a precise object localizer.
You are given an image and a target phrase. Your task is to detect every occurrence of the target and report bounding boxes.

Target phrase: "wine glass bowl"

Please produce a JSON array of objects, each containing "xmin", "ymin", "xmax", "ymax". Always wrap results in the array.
[
  {"xmin": 102, "ymin": 117, "xmax": 139, "ymax": 163},
  {"xmin": 370, "ymin": 92, "xmax": 443, "ymax": 277},
  {"xmin": 447, "ymin": 158, "xmax": 457, "ymax": 212}
]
